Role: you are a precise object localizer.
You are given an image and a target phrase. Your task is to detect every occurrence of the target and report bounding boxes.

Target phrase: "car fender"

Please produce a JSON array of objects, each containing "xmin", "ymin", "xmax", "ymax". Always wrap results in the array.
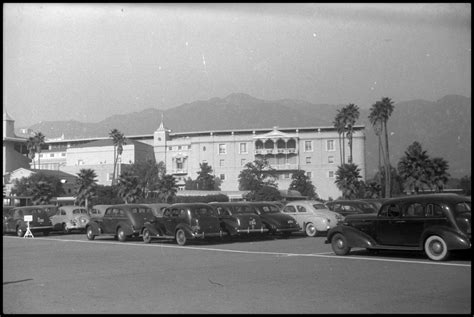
[
  {"xmin": 143, "ymin": 222, "xmax": 162, "ymax": 236},
  {"xmin": 421, "ymin": 226, "xmax": 471, "ymax": 250},
  {"xmin": 86, "ymin": 221, "xmax": 101, "ymax": 235},
  {"xmin": 327, "ymin": 225, "xmax": 378, "ymax": 248},
  {"xmin": 115, "ymin": 221, "xmax": 134, "ymax": 236},
  {"xmin": 221, "ymin": 219, "xmax": 238, "ymax": 235},
  {"xmin": 303, "ymin": 216, "xmax": 328, "ymax": 231},
  {"xmin": 175, "ymin": 224, "xmax": 194, "ymax": 238}
]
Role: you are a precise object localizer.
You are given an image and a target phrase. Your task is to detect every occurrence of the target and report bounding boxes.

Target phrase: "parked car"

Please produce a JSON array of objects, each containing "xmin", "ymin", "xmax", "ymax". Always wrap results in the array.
[
  {"xmin": 148, "ymin": 203, "xmax": 224, "ymax": 246},
  {"xmin": 325, "ymin": 200, "xmax": 377, "ymax": 216},
  {"xmin": 3, "ymin": 205, "xmax": 54, "ymax": 237},
  {"xmin": 89, "ymin": 205, "xmax": 112, "ymax": 220},
  {"xmin": 209, "ymin": 202, "xmax": 268, "ymax": 237},
  {"xmin": 86, "ymin": 204, "xmax": 157, "ymax": 242},
  {"xmin": 51, "ymin": 206, "xmax": 91, "ymax": 233},
  {"xmin": 326, "ymin": 194, "xmax": 471, "ymax": 261},
  {"xmin": 245, "ymin": 202, "xmax": 300, "ymax": 237},
  {"xmin": 142, "ymin": 203, "xmax": 170, "ymax": 218},
  {"xmin": 282, "ymin": 200, "xmax": 344, "ymax": 237}
]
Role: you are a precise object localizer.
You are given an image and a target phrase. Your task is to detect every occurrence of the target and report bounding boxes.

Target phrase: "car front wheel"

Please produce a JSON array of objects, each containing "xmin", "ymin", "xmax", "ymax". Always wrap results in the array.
[
  {"xmin": 86, "ymin": 226, "xmax": 95, "ymax": 240},
  {"xmin": 305, "ymin": 223, "xmax": 318, "ymax": 237},
  {"xmin": 142, "ymin": 228, "xmax": 152, "ymax": 243},
  {"xmin": 16, "ymin": 226, "xmax": 25, "ymax": 237},
  {"xmin": 331, "ymin": 233, "xmax": 351, "ymax": 255},
  {"xmin": 117, "ymin": 227, "xmax": 127, "ymax": 242},
  {"xmin": 175, "ymin": 228, "xmax": 187, "ymax": 246},
  {"xmin": 424, "ymin": 235, "xmax": 450, "ymax": 261}
]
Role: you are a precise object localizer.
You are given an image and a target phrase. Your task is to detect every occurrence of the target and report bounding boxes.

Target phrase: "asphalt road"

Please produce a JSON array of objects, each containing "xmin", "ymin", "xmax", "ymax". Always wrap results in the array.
[{"xmin": 3, "ymin": 232, "xmax": 471, "ymax": 314}]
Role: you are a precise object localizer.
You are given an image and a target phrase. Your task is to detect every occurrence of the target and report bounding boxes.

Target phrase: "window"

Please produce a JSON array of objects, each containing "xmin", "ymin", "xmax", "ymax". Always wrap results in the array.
[
  {"xmin": 283, "ymin": 173, "xmax": 290, "ymax": 179},
  {"xmin": 425, "ymin": 204, "xmax": 445, "ymax": 217},
  {"xmin": 218, "ymin": 144, "xmax": 226, "ymax": 154},
  {"xmin": 178, "ymin": 145, "xmax": 182, "ymax": 150},
  {"xmin": 168, "ymin": 146, "xmax": 172, "ymax": 150},
  {"xmin": 239, "ymin": 143, "xmax": 247, "ymax": 154},
  {"xmin": 328, "ymin": 156, "xmax": 335, "ymax": 164},
  {"xmin": 296, "ymin": 206, "xmax": 307, "ymax": 213},
  {"xmin": 219, "ymin": 159, "xmax": 225, "ymax": 167},
  {"xmin": 306, "ymin": 172, "xmax": 312, "ymax": 178},
  {"xmin": 188, "ymin": 145, "xmax": 192, "ymax": 149},
  {"xmin": 49, "ymin": 153, "xmax": 54, "ymax": 158},
  {"xmin": 304, "ymin": 140, "xmax": 313, "ymax": 152},
  {"xmin": 61, "ymin": 153, "xmax": 66, "ymax": 157},
  {"xmin": 220, "ymin": 174, "xmax": 226, "ymax": 180},
  {"xmin": 306, "ymin": 156, "xmax": 311, "ymax": 164},
  {"xmin": 39, "ymin": 154, "xmax": 43, "ymax": 158},
  {"xmin": 241, "ymin": 158, "xmax": 247, "ymax": 166},
  {"xmin": 203, "ymin": 146, "xmax": 206, "ymax": 151},
  {"xmin": 404, "ymin": 203, "xmax": 424, "ymax": 217},
  {"xmin": 328, "ymin": 171, "xmax": 335, "ymax": 178},
  {"xmin": 327, "ymin": 140, "xmax": 335, "ymax": 151},
  {"xmin": 107, "ymin": 173, "xmax": 113, "ymax": 181},
  {"xmin": 177, "ymin": 161, "xmax": 183, "ymax": 169},
  {"xmin": 283, "ymin": 206, "xmax": 297, "ymax": 213}
]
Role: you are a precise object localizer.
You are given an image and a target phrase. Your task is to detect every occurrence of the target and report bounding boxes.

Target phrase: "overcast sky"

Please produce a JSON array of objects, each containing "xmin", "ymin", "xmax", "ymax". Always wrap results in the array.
[{"xmin": 3, "ymin": 3, "xmax": 471, "ymax": 127}]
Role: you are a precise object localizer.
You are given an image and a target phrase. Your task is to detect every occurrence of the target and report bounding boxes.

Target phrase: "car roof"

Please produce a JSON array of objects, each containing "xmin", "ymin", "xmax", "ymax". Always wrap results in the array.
[
  {"xmin": 59, "ymin": 205, "xmax": 87, "ymax": 211},
  {"xmin": 105, "ymin": 204, "xmax": 151, "ymax": 210},
  {"xmin": 381, "ymin": 194, "xmax": 470, "ymax": 206},
  {"xmin": 169, "ymin": 203, "xmax": 212, "ymax": 207}
]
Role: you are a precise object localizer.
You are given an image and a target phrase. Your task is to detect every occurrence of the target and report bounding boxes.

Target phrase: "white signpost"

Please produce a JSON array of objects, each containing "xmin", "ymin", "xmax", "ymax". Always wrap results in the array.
[{"xmin": 23, "ymin": 215, "xmax": 34, "ymax": 238}]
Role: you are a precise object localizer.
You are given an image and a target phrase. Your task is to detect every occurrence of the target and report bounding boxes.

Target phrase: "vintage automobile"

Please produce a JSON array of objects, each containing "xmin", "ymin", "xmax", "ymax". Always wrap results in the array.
[
  {"xmin": 89, "ymin": 204, "xmax": 112, "ymax": 221},
  {"xmin": 142, "ymin": 203, "xmax": 170, "ymax": 218},
  {"xmin": 359, "ymin": 198, "xmax": 388, "ymax": 213},
  {"xmin": 51, "ymin": 205, "xmax": 91, "ymax": 233},
  {"xmin": 208, "ymin": 202, "xmax": 268, "ymax": 237},
  {"xmin": 86, "ymin": 204, "xmax": 158, "ymax": 242},
  {"xmin": 325, "ymin": 200, "xmax": 377, "ymax": 216},
  {"xmin": 3, "ymin": 205, "xmax": 54, "ymax": 236},
  {"xmin": 326, "ymin": 194, "xmax": 471, "ymax": 261},
  {"xmin": 245, "ymin": 202, "xmax": 300, "ymax": 237},
  {"xmin": 144, "ymin": 203, "xmax": 224, "ymax": 246},
  {"xmin": 282, "ymin": 200, "xmax": 344, "ymax": 237}
]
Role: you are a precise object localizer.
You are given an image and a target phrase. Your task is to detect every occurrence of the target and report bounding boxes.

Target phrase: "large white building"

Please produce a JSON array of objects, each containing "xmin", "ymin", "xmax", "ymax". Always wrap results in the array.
[{"xmin": 3, "ymin": 111, "xmax": 366, "ymax": 200}]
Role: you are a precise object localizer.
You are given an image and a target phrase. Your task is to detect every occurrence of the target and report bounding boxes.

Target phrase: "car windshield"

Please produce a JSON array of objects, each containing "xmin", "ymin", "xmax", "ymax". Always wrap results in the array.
[
  {"xmin": 312, "ymin": 203, "xmax": 327, "ymax": 210},
  {"xmin": 454, "ymin": 202, "xmax": 471, "ymax": 215},
  {"xmin": 73, "ymin": 209, "xmax": 88, "ymax": 214},
  {"xmin": 191, "ymin": 207, "xmax": 217, "ymax": 217},
  {"xmin": 256, "ymin": 205, "xmax": 280, "ymax": 214}
]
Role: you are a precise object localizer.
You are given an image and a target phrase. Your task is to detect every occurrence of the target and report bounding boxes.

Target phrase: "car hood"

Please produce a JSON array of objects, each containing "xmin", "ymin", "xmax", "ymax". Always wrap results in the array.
[{"xmin": 260, "ymin": 213, "xmax": 298, "ymax": 227}]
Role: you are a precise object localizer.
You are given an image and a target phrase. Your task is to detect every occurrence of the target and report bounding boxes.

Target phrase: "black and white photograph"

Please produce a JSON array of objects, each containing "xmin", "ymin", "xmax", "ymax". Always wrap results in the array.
[{"xmin": 3, "ymin": 3, "xmax": 471, "ymax": 314}]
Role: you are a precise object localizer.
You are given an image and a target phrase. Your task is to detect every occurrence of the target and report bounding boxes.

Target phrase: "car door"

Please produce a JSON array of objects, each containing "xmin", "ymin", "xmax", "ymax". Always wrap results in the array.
[
  {"xmin": 162, "ymin": 208, "xmax": 177, "ymax": 235},
  {"xmin": 398, "ymin": 202, "xmax": 426, "ymax": 246},
  {"xmin": 102, "ymin": 208, "xmax": 117, "ymax": 234},
  {"xmin": 52, "ymin": 209, "xmax": 65, "ymax": 230},
  {"xmin": 282, "ymin": 205, "xmax": 302, "ymax": 228},
  {"xmin": 375, "ymin": 203, "xmax": 403, "ymax": 245}
]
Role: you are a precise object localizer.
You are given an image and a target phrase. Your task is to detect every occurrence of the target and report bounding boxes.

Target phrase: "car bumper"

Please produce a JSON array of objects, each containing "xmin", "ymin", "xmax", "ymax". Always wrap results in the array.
[
  {"xmin": 236, "ymin": 227, "xmax": 269, "ymax": 233},
  {"xmin": 29, "ymin": 226, "xmax": 53, "ymax": 231},
  {"xmin": 274, "ymin": 227, "xmax": 300, "ymax": 233},
  {"xmin": 192, "ymin": 231, "xmax": 223, "ymax": 239}
]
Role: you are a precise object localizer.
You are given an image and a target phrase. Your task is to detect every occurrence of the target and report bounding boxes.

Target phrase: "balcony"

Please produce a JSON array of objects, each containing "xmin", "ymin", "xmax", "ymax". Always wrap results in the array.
[
  {"xmin": 271, "ymin": 164, "xmax": 299, "ymax": 170},
  {"xmin": 171, "ymin": 169, "xmax": 188, "ymax": 175},
  {"xmin": 255, "ymin": 148, "xmax": 296, "ymax": 155}
]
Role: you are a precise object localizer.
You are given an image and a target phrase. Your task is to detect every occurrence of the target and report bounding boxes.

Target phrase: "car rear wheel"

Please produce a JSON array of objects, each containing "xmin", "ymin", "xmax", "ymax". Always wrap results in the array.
[
  {"xmin": 117, "ymin": 227, "xmax": 127, "ymax": 242},
  {"xmin": 331, "ymin": 233, "xmax": 351, "ymax": 255},
  {"xmin": 424, "ymin": 235, "xmax": 450, "ymax": 261},
  {"xmin": 175, "ymin": 228, "xmax": 187, "ymax": 246},
  {"xmin": 305, "ymin": 223, "xmax": 318, "ymax": 237},
  {"xmin": 86, "ymin": 226, "xmax": 95, "ymax": 240},
  {"xmin": 142, "ymin": 228, "xmax": 152, "ymax": 243},
  {"xmin": 16, "ymin": 226, "xmax": 25, "ymax": 237}
]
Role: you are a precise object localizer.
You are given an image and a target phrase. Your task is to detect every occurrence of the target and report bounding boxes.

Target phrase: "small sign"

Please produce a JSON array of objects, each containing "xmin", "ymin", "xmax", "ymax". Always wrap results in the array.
[{"xmin": 24, "ymin": 215, "xmax": 33, "ymax": 222}]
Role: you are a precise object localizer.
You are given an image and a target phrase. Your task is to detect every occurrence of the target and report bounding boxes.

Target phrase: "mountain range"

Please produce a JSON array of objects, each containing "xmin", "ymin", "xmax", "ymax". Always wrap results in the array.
[{"xmin": 21, "ymin": 93, "xmax": 471, "ymax": 178}]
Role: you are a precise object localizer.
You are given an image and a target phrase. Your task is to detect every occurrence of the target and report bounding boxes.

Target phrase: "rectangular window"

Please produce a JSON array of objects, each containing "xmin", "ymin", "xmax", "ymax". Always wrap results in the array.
[
  {"xmin": 328, "ymin": 171, "xmax": 335, "ymax": 178},
  {"xmin": 49, "ymin": 153, "xmax": 54, "ymax": 158},
  {"xmin": 168, "ymin": 146, "xmax": 172, "ymax": 150},
  {"xmin": 241, "ymin": 158, "xmax": 247, "ymax": 166},
  {"xmin": 304, "ymin": 140, "xmax": 313, "ymax": 152},
  {"xmin": 188, "ymin": 145, "xmax": 191, "ymax": 149},
  {"xmin": 177, "ymin": 162, "xmax": 183, "ymax": 169},
  {"xmin": 328, "ymin": 155, "xmax": 335, "ymax": 164},
  {"xmin": 327, "ymin": 140, "xmax": 335, "ymax": 151},
  {"xmin": 61, "ymin": 153, "xmax": 66, "ymax": 157},
  {"xmin": 178, "ymin": 145, "xmax": 182, "ymax": 150},
  {"xmin": 284, "ymin": 173, "xmax": 290, "ymax": 179},
  {"xmin": 218, "ymin": 144, "xmax": 226, "ymax": 154},
  {"xmin": 239, "ymin": 143, "xmax": 247, "ymax": 154},
  {"xmin": 39, "ymin": 154, "xmax": 43, "ymax": 158},
  {"xmin": 220, "ymin": 174, "xmax": 226, "ymax": 180},
  {"xmin": 219, "ymin": 159, "xmax": 225, "ymax": 167},
  {"xmin": 307, "ymin": 172, "xmax": 312, "ymax": 178},
  {"xmin": 107, "ymin": 173, "xmax": 113, "ymax": 181},
  {"xmin": 306, "ymin": 156, "xmax": 311, "ymax": 164}
]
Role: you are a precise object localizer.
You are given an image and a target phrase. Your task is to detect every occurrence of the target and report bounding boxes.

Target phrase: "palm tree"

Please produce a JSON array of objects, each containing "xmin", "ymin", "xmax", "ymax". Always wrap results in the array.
[
  {"xmin": 157, "ymin": 174, "xmax": 178, "ymax": 203},
  {"xmin": 34, "ymin": 132, "xmax": 46, "ymax": 169},
  {"xmin": 334, "ymin": 163, "xmax": 362, "ymax": 199},
  {"xmin": 369, "ymin": 102, "xmax": 386, "ymax": 190},
  {"xmin": 429, "ymin": 157, "xmax": 450, "ymax": 192},
  {"xmin": 117, "ymin": 170, "xmax": 142, "ymax": 204},
  {"xmin": 369, "ymin": 98, "xmax": 394, "ymax": 198},
  {"xmin": 26, "ymin": 136, "xmax": 36, "ymax": 169},
  {"xmin": 333, "ymin": 111, "xmax": 345, "ymax": 164},
  {"xmin": 75, "ymin": 169, "xmax": 98, "ymax": 209},
  {"xmin": 343, "ymin": 103, "xmax": 360, "ymax": 163},
  {"xmin": 397, "ymin": 141, "xmax": 431, "ymax": 194},
  {"xmin": 109, "ymin": 129, "xmax": 127, "ymax": 185}
]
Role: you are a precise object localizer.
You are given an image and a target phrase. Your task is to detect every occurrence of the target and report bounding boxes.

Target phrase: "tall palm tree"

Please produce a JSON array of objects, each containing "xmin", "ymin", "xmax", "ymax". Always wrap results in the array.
[
  {"xmin": 75, "ymin": 169, "xmax": 98, "ymax": 209},
  {"xmin": 369, "ymin": 102, "xmax": 386, "ymax": 189},
  {"xmin": 343, "ymin": 103, "xmax": 360, "ymax": 163},
  {"xmin": 117, "ymin": 170, "xmax": 142, "ymax": 204},
  {"xmin": 429, "ymin": 157, "xmax": 450, "ymax": 192},
  {"xmin": 109, "ymin": 129, "xmax": 127, "ymax": 185},
  {"xmin": 34, "ymin": 132, "xmax": 46, "ymax": 169},
  {"xmin": 334, "ymin": 163, "xmax": 362, "ymax": 199},
  {"xmin": 333, "ymin": 110, "xmax": 345, "ymax": 164},
  {"xmin": 26, "ymin": 136, "xmax": 36, "ymax": 169},
  {"xmin": 157, "ymin": 174, "xmax": 178, "ymax": 203},
  {"xmin": 397, "ymin": 141, "xmax": 431, "ymax": 194}
]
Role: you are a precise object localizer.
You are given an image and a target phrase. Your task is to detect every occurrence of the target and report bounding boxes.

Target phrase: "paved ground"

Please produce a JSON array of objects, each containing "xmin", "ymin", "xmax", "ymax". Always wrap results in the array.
[{"xmin": 3, "ymin": 232, "xmax": 471, "ymax": 314}]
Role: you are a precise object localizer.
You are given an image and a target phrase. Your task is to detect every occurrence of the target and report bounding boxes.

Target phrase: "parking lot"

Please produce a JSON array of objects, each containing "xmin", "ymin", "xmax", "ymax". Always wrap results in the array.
[{"xmin": 3, "ymin": 232, "xmax": 471, "ymax": 314}]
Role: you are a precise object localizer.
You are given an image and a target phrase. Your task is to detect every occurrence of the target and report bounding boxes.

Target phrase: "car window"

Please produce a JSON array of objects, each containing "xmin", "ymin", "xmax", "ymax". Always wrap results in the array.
[
  {"xmin": 404, "ymin": 203, "xmax": 424, "ymax": 217},
  {"xmin": 105, "ymin": 209, "xmax": 113, "ymax": 216},
  {"xmin": 380, "ymin": 204, "xmax": 401, "ymax": 217},
  {"xmin": 171, "ymin": 209, "xmax": 180, "ymax": 217},
  {"xmin": 215, "ymin": 206, "xmax": 231, "ymax": 216},
  {"xmin": 258, "ymin": 205, "xmax": 279, "ymax": 214},
  {"xmin": 283, "ymin": 206, "xmax": 296, "ymax": 213},
  {"xmin": 61, "ymin": 210, "xmax": 67, "ymax": 216},
  {"xmin": 163, "ymin": 209, "xmax": 171, "ymax": 217},
  {"xmin": 313, "ymin": 204, "xmax": 326, "ymax": 210},
  {"xmin": 454, "ymin": 202, "xmax": 471, "ymax": 215},
  {"xmin": 425, "ymin": 204, "xmax": 445, "ymax": 217},
  {"xmin": 73, "ymin": 209, "xmax": 87, "ymax": 214},
  {"xmin": 296, "ymin": 205, "xmax": 307, "ymax": 213},
  {"xmin": 191, "ymin": 207, "xmax": 216, "ymax": 217}
]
